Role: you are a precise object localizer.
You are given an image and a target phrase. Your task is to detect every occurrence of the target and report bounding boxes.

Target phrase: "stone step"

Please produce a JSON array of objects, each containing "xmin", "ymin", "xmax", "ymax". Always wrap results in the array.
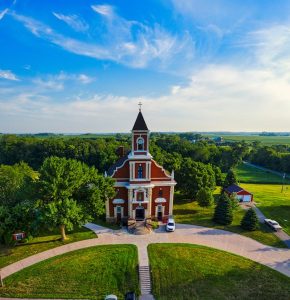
[{"xmin": 139, "ymin": 265, "xmax": 152, "ymax": 295}]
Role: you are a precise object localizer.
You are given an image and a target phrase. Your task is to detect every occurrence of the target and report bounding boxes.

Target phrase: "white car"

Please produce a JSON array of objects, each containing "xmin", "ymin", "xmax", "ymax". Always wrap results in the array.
[
  {"xmin": 264, "ymin": 219, "xmax": 282, "ymax": 231},
  {"xmin": 166, "ymin": 218, "xmax": 175, "ymax": 232},
  {"xmin": 105, "ymin": 295, "xmax": 117, "ymax": 300}
]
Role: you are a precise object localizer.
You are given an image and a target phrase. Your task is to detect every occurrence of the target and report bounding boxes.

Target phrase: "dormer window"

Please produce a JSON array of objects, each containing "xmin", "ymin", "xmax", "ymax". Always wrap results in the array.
[
  {"xmin": 137, "ymin": 137, "xmax": 144, "ymax": 151},
  {"xmin": 138, "ymin": 164, "xmax": 143, "ymax": 178}
]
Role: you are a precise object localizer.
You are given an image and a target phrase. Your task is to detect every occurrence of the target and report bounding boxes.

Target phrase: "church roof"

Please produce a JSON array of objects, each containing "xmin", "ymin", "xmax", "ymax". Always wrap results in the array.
[
  {"xmin": 107, "ymin": 153, "xmax": 129, "ymax": 176},
  {"xmin": 132, "ymin": 111, "xmax": 148, "ymax": 131}
]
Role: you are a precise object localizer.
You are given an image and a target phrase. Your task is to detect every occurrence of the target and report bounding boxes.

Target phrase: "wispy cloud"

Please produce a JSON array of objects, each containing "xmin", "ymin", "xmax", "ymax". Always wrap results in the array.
[
  {"xmin": 239, "ymin": 24, "xmax": 290, "ymax": 75},
  {"xmin": 0, "ymin": 69, "xmax": 19, "ymax": 81},
  {"xmin": 53, "ymin": 12, "xmax": 89, "ymax": 32},
  {"xmin": 91, "ymin": 4, "xmax": 114, "ymax": 18},
  {"xmin": 0, "ymin": 8, "xmax": 8, "ymax": 21},
  {"xmin": 9, "ymin": 7, "xmax": 195, "ymax": 72}
]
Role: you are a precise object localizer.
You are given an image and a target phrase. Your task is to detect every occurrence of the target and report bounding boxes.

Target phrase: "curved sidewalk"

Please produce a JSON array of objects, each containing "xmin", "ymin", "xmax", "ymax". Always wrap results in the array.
[{"xmin": 1, "ymin": 223, "xmax": 290, "ymax": 279}]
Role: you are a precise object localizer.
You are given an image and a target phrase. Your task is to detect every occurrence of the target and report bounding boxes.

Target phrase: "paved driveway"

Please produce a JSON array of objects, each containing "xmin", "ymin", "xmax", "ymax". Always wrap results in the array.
[{"xmin": 2, "ymin": 223, "xmax": 290, "ymax": 280}]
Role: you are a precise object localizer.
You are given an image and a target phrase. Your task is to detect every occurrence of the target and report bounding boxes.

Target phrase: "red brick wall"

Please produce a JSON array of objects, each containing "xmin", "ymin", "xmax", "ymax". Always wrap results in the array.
[
  {"xmin": 113, "ymin": 161, "xmax": 129, "ymax": 179},
  {"xmin": 151, "ymin": 160, "xmax": 171, "ymax": 181},
  {"xmin": 109, "ymin": 187, "xmax": 128, "ymax": 217},
  {"xmin": 151, "ymin": 186, "xmax": 170, "ymax": 216}
]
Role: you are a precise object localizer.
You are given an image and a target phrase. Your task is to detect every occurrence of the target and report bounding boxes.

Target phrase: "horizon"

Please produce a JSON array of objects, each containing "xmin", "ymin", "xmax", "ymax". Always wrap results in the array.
[{"xmin": 1, "ymin": 0, "xmax": 290, "ymax": 132}]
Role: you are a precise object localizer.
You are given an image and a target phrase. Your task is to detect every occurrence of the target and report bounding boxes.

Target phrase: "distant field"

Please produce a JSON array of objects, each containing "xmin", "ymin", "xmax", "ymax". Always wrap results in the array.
[
  {"xmin": 222, "ymin": 135, "xmax": 290, "ymax": 145},
  {"xmin": 235, "ymin": 163, "xmax": 290, "ymax": 184},
  {"xmin": 241, "ymin": 183, "xmax": 290, "ymax": 235}
]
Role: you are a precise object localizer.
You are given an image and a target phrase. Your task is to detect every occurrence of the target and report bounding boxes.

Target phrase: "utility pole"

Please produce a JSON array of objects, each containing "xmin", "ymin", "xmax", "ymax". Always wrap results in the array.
[{"xmin": 281, "ymin": 173, "xmax": 286, "ymax": 193}]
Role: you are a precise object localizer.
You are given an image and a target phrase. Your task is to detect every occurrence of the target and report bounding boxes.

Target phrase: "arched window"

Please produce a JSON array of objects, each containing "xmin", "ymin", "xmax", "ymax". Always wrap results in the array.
[
  {"xmin": 137, "ymin": 137, "xmax": 144, "ymax": 151},
  {"xmin": 138, "ymin": 164, "xmax": 143, "ymax": 178}
]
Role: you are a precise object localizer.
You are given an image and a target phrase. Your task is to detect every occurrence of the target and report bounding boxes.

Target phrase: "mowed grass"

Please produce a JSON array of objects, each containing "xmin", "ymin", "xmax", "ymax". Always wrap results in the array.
[
  {"xmin": 236, "ymin": 163, "xmax": 290, "ymax": 184},
  {"xmin": 173, "ymin": 191, "xmax": 285, "ymax": 248},
  {"xmin": 241, "ymin": 183, "xmax": 290, "ymax": 235},
  {"xmin": 0, "ymin": 245, "xmax": 139, "ymax": 300},
  {"xmin": 0, "ymin": 226, "xmax": 96, "ymax": 268},
  {"xmin": 148, "ymin": 243, "xmax": 290, "ymax": 300},
  {"xmin": 222, "ymin": 135, "xmax": 290, "ymax": 145}
]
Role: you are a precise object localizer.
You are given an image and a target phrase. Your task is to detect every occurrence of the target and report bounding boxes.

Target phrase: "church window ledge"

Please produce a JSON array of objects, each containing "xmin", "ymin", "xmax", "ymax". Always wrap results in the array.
[{"xmin": 112, "ymin": 198, "xmax": 125, "ymax": 204}]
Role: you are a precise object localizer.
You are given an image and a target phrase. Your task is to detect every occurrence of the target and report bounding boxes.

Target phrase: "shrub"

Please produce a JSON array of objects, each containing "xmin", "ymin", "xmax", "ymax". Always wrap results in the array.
[
  {"xmin": 196, "ymin": 188, "xmax": 214, "ymax": 207},
  {"xmin": 241, "ymin": 208, "xmax": 259, "ymax": 231}
]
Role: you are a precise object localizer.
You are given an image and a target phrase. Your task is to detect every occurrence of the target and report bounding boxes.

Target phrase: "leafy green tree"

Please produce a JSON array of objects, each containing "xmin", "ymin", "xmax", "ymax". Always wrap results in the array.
[
  {"xmin": 196, "ymin": 188, "xmax": 214, "ymax": 207},
  {"xmin": 212, "ymin": 165, "xmax": 224, "ymax": 186},
  {"xmin": 223, "ymin": 169, "xmax": 237, "ymax": 188},
  {"xmin": 213, "ymin": 193, "xmax": 233, "ymax": 225},
  {"xmin": 176, "ymin": 158, "xmax": 216, "ymax": 198},
  {"xmin": 38, "ymin": 156, "xmax": 115, "ymax": 241},
  {"xmin": 241, "ymin": 208, "xmax": 259, "ymax": 231},
  {"xmin": 0, "ymin": 162, "xmax": 38, "ymax": 207}
]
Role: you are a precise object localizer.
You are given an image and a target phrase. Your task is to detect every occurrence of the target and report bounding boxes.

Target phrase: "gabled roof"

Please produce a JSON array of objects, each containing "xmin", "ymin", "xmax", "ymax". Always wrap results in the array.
[
  {"xmin": 224, "ymin": 184, "xmax": 243, "ymax": 193},
  {"xmin": 132, "ymin": 111, "xmax": 148, "ymax": 131}
]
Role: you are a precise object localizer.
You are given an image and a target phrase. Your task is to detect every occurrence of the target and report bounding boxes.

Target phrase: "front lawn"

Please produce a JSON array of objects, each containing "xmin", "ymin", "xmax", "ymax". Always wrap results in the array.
[
  {"xmin": 0, "ymin": 245, "xmax": 139, "ymax": 299},
  {"xmin": 173, "ymin": 192, "xmax": 285, "ymax": 248},
  {"xmin": 0, "ymin": 226, "xmax": 96, "ymax": 268},
  {"xmin": 148, "ymin": 243, "xmax": 290, "ymax": 300},
  {"xmin": 235, "ymin": 163, "xmax": 290, "ymax": 184},
  {"xmin": 241, "ymin": 183, "xmax": 290, "ymax": 235}
]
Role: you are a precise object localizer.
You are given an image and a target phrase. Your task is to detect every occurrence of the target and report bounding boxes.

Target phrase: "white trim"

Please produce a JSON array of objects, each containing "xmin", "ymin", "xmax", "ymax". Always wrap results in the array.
[
  {"xmin": 111, "ymin": 158, "xmax": 129, "ymax": 177},
  {"xmin": 105, "ymin": 199, "xmax": 110, "ymax": 217},
  {"xmin": 155, "ymin": 197, "xmax": 167, "ymax": 203},
  {"xmin": 114, "ymin": 206, "xmax": 124, "ymax": 218},
  {"xmin": 112, "ymin": 198, "xmax": 125, "ymax": 204},
  {"xmin": 151, "ymin": 159, "xmax": 172, "ymax": 179},
  {"xmin": 136, "ymin": 136, "xmax": 145, "ymax": 151},
  {"xmin": 155, "ymin": 204, "xmax": 165, "ymax": 218},
  {"xmin": 169, "ymin": 185, "xmax": 174, "ymax": 215}
]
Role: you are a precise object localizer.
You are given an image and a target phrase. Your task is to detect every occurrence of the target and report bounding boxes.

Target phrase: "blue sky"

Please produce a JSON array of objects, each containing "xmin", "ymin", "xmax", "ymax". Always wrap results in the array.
[{"xmin": 1, "ymin": 0, "xmax": 290, "ymax": 133}]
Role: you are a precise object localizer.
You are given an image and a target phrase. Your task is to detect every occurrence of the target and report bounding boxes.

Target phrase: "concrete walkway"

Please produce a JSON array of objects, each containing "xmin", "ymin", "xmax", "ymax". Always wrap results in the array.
[{"xmin": 1, "ymin": 223, "xmax": 290, "ymax": 281}]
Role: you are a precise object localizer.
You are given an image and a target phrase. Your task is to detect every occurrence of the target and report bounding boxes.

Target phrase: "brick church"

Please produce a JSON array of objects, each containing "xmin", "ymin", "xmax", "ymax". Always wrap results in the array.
[{"xmin": 106, "ymin": 108, "xmax": 176, "ymax": 223}]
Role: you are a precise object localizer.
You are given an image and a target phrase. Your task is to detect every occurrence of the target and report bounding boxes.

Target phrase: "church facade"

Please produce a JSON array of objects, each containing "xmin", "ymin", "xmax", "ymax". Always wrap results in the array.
[{"xmin": 106, "ymin": 109, "xmax": 176, "ymax": 223}]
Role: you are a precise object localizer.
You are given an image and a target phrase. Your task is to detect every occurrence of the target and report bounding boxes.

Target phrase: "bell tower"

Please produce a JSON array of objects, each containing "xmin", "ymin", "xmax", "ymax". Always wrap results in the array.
[{"xmin": 130, "ymin": 103, "xmax": 151, "ymax": 158}]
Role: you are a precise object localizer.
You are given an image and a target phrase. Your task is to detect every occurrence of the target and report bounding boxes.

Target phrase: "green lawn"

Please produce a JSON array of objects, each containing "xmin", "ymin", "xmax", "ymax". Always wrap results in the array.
[
  {"xmin": 148, "ymin": 243, "xmax": 290, "ymax": 300},
  {"xmin": 0, "ymin": 245, "xmax": 139, "ymax": 299},
  {"xmin": 221, "ymin": 135, "xmax": 290, "ymax": 145},
  {"xmin": 173, "ymin": 192, "xmax": 285, "ymax": 248},
  {"xmin": 241, "ymin": 183, "xmax": 290, "ymax": 235},
  {"xmin": 236, "ymin": 163, "xmax": 290, "ymax": 184},
  {"xmin": 0, "ymin": 226, "xmax": 96, "ymax": 268}
]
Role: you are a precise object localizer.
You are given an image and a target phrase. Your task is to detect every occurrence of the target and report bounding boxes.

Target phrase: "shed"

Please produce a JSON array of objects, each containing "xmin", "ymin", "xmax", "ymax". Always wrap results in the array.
[{"xmin": 224, "ymin": 184, "xmax": 253, "ymax": 202}]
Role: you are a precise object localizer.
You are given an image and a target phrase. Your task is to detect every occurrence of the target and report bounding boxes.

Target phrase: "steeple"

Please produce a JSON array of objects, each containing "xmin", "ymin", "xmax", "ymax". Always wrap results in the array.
[{"xmin": 132, "ymin": 111, "xmax": 148, "ymax": 131}]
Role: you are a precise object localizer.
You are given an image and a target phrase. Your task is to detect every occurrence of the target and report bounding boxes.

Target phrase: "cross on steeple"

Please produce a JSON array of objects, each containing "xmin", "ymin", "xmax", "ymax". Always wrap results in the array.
[{"xmin": 138, "ymin": 101, "xmax": 142, "ymax": 112}]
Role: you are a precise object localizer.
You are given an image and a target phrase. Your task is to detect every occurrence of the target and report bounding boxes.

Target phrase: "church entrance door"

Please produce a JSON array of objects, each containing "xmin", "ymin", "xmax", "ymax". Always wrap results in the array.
[{"xmin": 135, "ymin": 206, "xmax": 145, "ymax": 221}]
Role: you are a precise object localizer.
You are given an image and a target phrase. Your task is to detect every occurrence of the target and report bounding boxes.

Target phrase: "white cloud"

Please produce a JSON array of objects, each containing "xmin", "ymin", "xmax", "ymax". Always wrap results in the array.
[
  {"xmin": 53, "ymin": 12, "xmax": 89, "ymax": 32},
  {"xmin": 10, "ymin": 9, "xmax": 195, "ymax": 72},
  {"xmin": 1, "ymin": 64, "xmax": 290, "ymax": 132},
  {"xmin": 0, "ymin": 8, "xmax": 8, "ymax": 20},
  {"xmin": 0, "ymin": 69, "xmax": 19, "ymax": 81},
  {"xmin": 91, "ymin": 4, "xmax": 114, "ymax": 18}
]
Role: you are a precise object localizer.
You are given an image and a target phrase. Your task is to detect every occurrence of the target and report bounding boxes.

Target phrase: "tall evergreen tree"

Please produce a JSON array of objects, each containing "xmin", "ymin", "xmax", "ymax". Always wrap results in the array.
[
  {"xmin": 213, "ymin": 193, "xmax": 233, "ymax": 225},
  {"xmin": 241, "ymin": 208, "xmax": 259, "ymax": 231},
  {"xmin": 223, "ymin": 169, "xmax": 237, "ymax": 188}
]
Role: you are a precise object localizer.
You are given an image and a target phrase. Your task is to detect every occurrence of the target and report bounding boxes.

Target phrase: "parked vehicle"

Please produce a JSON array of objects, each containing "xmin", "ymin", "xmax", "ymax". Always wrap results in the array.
[
  {"xmin": 125, "ymin": 291, "xmax": 136, "ymax": 300},
  {"xmin": 105, "ymin": 295, "xmax": 117, "ymax": 300},
  {"xmin": 166, "ymin": 218, "xmax": 176, "ymax": 232},
  {"xmin": 264, "ymin": 219, "xmax": 282, "ymax": 231}
]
